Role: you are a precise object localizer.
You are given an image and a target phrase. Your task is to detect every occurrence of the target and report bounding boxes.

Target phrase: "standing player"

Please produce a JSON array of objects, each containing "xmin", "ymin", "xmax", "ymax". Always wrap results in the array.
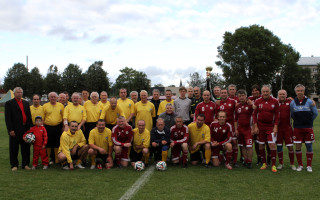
[
  {"xmin": 130, "ymin": 91, "xmax": 139, "ymax": 104},
  {"xmin": 210, "ymin": 111, "xmax": 233, "ymax": 169},
  {"xmin": 227, "ymin": 84, "xmax": 239, "ymax": 103},
  {"xmin": 112, "ymin": 116, "xmax": 133, "ymax": 168},
  {"xmin": 130, "ymin": 120, "xmax": 150, "ymax": 167},
  {"xmin": 194, "ymin": 90, "xmax": 216, "ymax": 126},
  {"xmin": 151, "ymin": 118, "xmax": 171, "ymax": 162},
  {"xmin": 150, "ymin": 89, "xmax": 161, "ymax": 127},
  {"xmin": 276, "ymin": 89, "xmax": 295, "ymax": 170},
  {"xmin": 81, "ymin": 90, "xmax": 89, "ymax": 103},
  {"xmin": 158, "ymin": 89, "xmax": 174, "ymax": 115},
  {"xmin": 190, "ymin": 86, "xmax": 203, "ymax": 123},
  {"xmin": 117, "ymin": 88, "xmax": 135, "ymax": 125},
  {"xmin": 175, "ymin": 86, "xmax": 192, "ymax": 124},
  {"xmin": 213, "ymin": 86, "xmax": 221, "ymax": 100},
  {"xmin": 253, "ymin": 85, "xmax": 279, "ymax": 172},
  {"xmin": 135, "ymin": 90, "xmax": 156, "ymax": 131},
  {"xmin": 63, "ymin": 92, "xmax": 86, "ymax": 131},
  {"xmin": 188, "ymin": 114, "xmax": 211, "ymax": 167},
  {"xmin": 170, "ymin": 116, "xmax": 189, "ymax": 168},
  {"xmin": 98, "ymin": 91, "xmax": 110, "ymax": 109},
  {"xmin": 100, "ymin": 97, "xmax": 125, "ymax": 130},
  {"xmin": 30, "ymin": 94, "xmax": 44, "ymax": 125},
  {"xmin": 234, "ymin": 89, "xmax": 254, "ymax": 169},
  {"xmin": 187, "ymin": 87, "xmax": 194, "ymax": 99},
  {"xmin": 290, "ymin": 84, "xmax": 318, "ymax": 172}
]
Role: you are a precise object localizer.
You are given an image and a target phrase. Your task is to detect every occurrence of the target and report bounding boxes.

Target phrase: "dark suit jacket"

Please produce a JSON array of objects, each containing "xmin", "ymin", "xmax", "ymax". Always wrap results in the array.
[{"xmin": 5, "ymin": 98, "xmax": 32, "ymax": 137}]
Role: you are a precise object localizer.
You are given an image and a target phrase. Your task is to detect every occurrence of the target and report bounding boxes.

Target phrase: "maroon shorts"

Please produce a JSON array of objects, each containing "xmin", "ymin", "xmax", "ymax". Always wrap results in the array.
[
  {"xmin": 257, "ymin": 126, "xmax": 275, "ymax": 144},
  {"xmin": 171, "ymin": 144, "xmax": 182, "ymax": 161},
  {"xmin": 293, "ymin": 128, "xmax": 315, "ymax": 143},
  {"xmin": 277, "ymin": 126, "xmax": 293, "ymax": 146},
  {"xmin": 211, "ymin": 146, "xmax": 224, "ymax": 158},
  {"xmin": 238, "ymin": 127, "xmax": 253, "ymax": 147},
  {"xmin": 120, "ymin": 147, "xmax": 129, "ymax": 161}
]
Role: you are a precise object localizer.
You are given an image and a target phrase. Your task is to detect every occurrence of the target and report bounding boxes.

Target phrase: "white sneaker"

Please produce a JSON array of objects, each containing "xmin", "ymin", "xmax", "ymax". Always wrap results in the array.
[
  {"xmin": 90, "ymin": 165, "xmax": 96, "ymax": 170},
  {"xmin": 43, "ymin": 166, "xmax": 48, "ymax": 170},
  {"xmin": 296, "ymin": 165, "xmax": 303, "ymax": 172},
  {"xmin": 307, "ymin": 166, "xmax": 312, "ymax": 172},
  {"xmin": 31, "ymin": 166, "xmax": 36, "ymax": 170},
  {"xmin": 49, "ymin": 161, "xmax": 54, "ymax": 165},
  {"xmin": 290, "ymin": 165, "xmax": 296, "ymax": 171},
  {"xmin": 277, "ymin": 164, "xmax": 283, "ymax": 170},
  {"xmin": 75, "ymin": 164, "xmax": 85, "ymax": 169},
  {"xmin": 62, "ymin": 165, "xmax": 70, "ymax": 170}
]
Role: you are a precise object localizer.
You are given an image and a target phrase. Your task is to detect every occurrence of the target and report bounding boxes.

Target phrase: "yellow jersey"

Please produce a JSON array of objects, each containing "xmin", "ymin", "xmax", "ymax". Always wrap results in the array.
[
  {"xmin": 88, "ymin": 127, "xmax": 112, "ymax": 151},
  {"xmin": 100, "ymin": 105, "xmax": 125, "ymax": 125},
  {"xmin": 132, "ymin": 128, "xmax": 150, "ymax": 153},
  {"xmin": 188, "ymin": 122, "xmax": 210, "ymax": 154},
  {"xmin": 157, "ymin": 99, "xmax": 174, "ymax": 115},
  {"xmin": 58, "ymin": 129, "xmax": 86, "ymax": 163},
  {"xmin": 30, "ymin": 105, "xmax": 44, "ymax": 125},
  {"xmin": 63, "ymin": 104, "xmax": 86, "ymax": 123},
  {"xmin": 98, "ymin": 101, "xmax": 110, "ymax": 109},
  {"xmin": 84, "ymin": 101, "xmax": 103, "ymax": 123},
  {"xmin": 117, "ymin": 98, "xmax": 135, "ymax": 119},
  {"xmin": 43, "ymin": 102, "xmax": 64, "ymax": 126},
  {"xmin": 134, "ymin": 101, "xmax": 156, "ymax": 131}
]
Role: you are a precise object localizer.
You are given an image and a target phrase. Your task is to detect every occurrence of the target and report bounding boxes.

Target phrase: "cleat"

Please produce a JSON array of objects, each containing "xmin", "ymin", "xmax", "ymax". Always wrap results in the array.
[
  {"xmin": 144, "ymin": 164, "xmax": 149, "ymax": 168},
  {"xmin": 256, "ymin": 158, "xmax": 262, "ymax": 166},
  {"xmin": 243, "ymin": 162, "xmax": 247, "ymax": 167},
  {"xmin": 97, "ymin": 164, "xmax": 102, "ymax": 170},
  {"xmin": 225, "ymin": 164, "xmax": 233, "ymax": 170},
  {"xmin": 11, "ymin": 167, "xmax": 18, "ymax": 171},
  {"xmin": 260, "ymin": 163, "xmax": 268, "ymax": 170},
  {"xmin": 90, "ymin": 165, "xmax": 96, "ymax": 170},
  {"xmin": 290, "ymin": 165, "xmax": 296, "ymax": 171},
  {"xmin": 31, "ymin": 166, "xmax": 36, "ymax": 170},
  {"xmin": 182, "ymin": 163, "xmax": 188, "ymax": 168},
  {"xmin": 24, "ymin": 166, "xmax": 31, "ymax": 170},
  {"xmin": 277, "ymin": 164, "xmax": 283, "ymax": 170},
  {"xmin": 307, "ymin": 166, "xmax": 312, "ymax": 172},
  {"xmin": 296, "ymin": 165, "xmax": 303, "ymax": 172},
  {"xmin": 62, "ymin": 165, "xmax": 70, "ymax": 170},
  {"xmin": 43, "ymin": 166, "xmax": 48, "ymax": 170},
  {"xmin": 204, "ymin": 164, "xmax": 212, "ymax": 168},
  {"xmin": 233, "ymin": 162, "xmax": 239, "ymax": 168},
  {"xmin": 247, "ymin": 163, "xmax": 253, "ymax": 169},
  {"xmin": 272, "ymin": 165, "xmax": 277, "ymax": 172},
  {"xmin": 117, "ymin": 165, "xmax": 123, "ymax": 169},
  {"xmin": 75, "ymin": 164, "xmax": 85, "ymax": 169},
  {"xmin": 49, "ymin": 161, "xmax": 54, "ymax": 165}
]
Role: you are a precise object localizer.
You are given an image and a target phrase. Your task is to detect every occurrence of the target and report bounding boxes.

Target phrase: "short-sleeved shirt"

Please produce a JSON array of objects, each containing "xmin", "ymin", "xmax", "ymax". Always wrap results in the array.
[
  {"xmin": 84, "ymin": 101, "xmax": 103, "ymax": 123},
  {"xmin": 135, "ymin": 101, "xmax": 156, "ymax": 131},
  {"xmin": 100, "ymin": 105, "xmax": 125, "ymax": 125},
  {"xmin": 117, "ymin": 98, "xmax": 135, "ymax": 120},
  {"xmin": 157, "ymin": 99, "xmax": 174, "ymax": 115},
  {"xmin": 63, "ymin": 104, "xmax": 86, "ymax": 123},
  {"xmin": 88, "ymin": 127, "xmax": 112, "ymax": 151},
  {"xmin": 98, "ymin": 101, "xmax": 110, "ymax": 109},
  {"xmin": 187, "ymin": 122, "xmax": 210, "ymax": 154},
  {"xmin": 30, "ymin": 105, "xmax": 44, "ymax": 125},
  {"xmin": 132, "ymin": 128, "xmax": 150, "ymax": 153},
  {"xmin": 43, "ymin": 102, "xmax": 64, "ymax": 126}
]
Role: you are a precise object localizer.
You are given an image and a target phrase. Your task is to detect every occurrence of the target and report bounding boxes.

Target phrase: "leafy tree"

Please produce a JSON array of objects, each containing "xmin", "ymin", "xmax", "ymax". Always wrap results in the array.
[
  {"xmin": 187, "ymin": 72, "xmax": 205, "ymax": 88},
  {"xmin": 28, "ymin": 67, "xmax": 44, "ymax": 96},
  {"xmin": 44, "ymin": 65, "xmax": 62, "ymax": 94},
  {"xmin": 61, "ymin": 64, "xmax": 83, "ymax": 94},
  {"xmin": 154, "ymin": 83, "xmax": 164, "ymax": 87},
  {"xmin": 83, "ymin": 61, "xmax": 110, "ymax": 94},
  {"xmin": 168, "ymin": 84, "xmax": 176, "ymax": 87},
  {"xmin": 314, "ymin": 64, "xmax": 320, "ymax": 95}
]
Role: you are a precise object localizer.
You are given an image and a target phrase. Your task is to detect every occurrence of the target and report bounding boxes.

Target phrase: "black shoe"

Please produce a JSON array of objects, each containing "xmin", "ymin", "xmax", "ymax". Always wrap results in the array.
[
  {"xmin": 204, "ymin": 164, "xmax": 212, "ymax": 168},
  {"xmin": 256, "ymin": 157, "xmax": 262, "ymax": 166},
  {"xmin": 247, "ymin": 163, "xmax": 253, "ymax": 169},
  {"xmin": 243, "ymin": 162, "xmax": 247, "ymax": 167},
  {"xmin": 240, "ymin": 157, "xmax": 244, "ymax": 162},
  {"xmin": 145, "ymin": 163, "xmax": 149, "ymax": 168},
  {"xmin": 182, "ymin": 163, "xmax": 188, "ymax": 168},
  {"xmin": 117, "ymin": 164, "xmax": 123, "ymax": 169},
  {"xmin": 233, "ymin": 162, "xmax": 239, "ymax": 168}
]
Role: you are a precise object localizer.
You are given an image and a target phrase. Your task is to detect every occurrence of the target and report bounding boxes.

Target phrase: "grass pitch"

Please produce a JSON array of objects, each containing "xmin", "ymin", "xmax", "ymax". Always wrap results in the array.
[{"xmin": 0, "ymin": 111, "xmax": 319, "ymax": 200}]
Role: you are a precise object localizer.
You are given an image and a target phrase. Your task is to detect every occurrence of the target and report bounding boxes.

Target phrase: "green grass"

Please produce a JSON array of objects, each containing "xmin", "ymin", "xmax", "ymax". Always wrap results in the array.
[
  {"xmin": 1, "ymin": 112, "xmax": 320, "ymax": 200},
  {"xmin": 0, "ymin": 106, "xmax": 4, "ymax": 112}
]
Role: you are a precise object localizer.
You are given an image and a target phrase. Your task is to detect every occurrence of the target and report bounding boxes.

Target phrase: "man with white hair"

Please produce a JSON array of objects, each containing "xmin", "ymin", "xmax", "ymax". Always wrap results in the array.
[
  {"xmin": 159, "ymin": 103, "xmax": 178, "ymax": 129},
  {"xmin": 100, "ymin": 97, "xmax": 125, "ymax": 130},
  {"xmin": 58, "ymin": 93, "xmax": 69, "ymax": 107},
  {"xmin": 130, "ymin": 91, "xmax": 139, "ymax": 104},
  {"xmin": 135, "ymin": 90, "xmax": 156, "ymax": 131},
  {"xmin": 63, "ymin": 92, "xmax": 87, "ymax": 131},
  {"xmin": 5, "ymin": 87, "xmax": 32, "ymax": 171}
]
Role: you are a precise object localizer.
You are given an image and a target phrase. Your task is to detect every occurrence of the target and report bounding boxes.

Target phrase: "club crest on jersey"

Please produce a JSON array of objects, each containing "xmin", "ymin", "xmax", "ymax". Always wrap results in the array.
[
  {"xmin": 202, "ymin": 107, "xmax": 205, "ymax": 112},
  {"xmin": 286, "ymin": 103, "xmax": 289, "ymax": 105},
  {"xmin": 126, "ymin": 131, "xmax": 129, "ymax": 135},
  {"xmin": 202, "ymin": 134, "xmax": 205, "ymax": 138},
  {"xmin": 223, "ymin": 130, "xmax": 226, "ymax": 133},
  {"xmin": 142, "ymin": 139, "xmax": 144, "ymax": 142},
  {"xmin": 129, "ymin": 104, "xmax": 131, "ymax": 107},
  {"xmin": 105, "ymin": 136, "xmax": 108, "ymax": 140},
  {"xmin": 210, "ymin": 107, "xmax": 213, "ymax": 110},
  {"xmin": 245, "ymin": 107, "xmax": 248, "ymax": 110},
  {"xmin": 214, "ymin": 128, "xmax": 218, "ymax": 132},
  {"xmin": 271, "ymin": 104, "xmax": 275, "ymax": 108},
  {"xmin": 228, "ymin": 104, "xmax": 231, "ymax": 107}
]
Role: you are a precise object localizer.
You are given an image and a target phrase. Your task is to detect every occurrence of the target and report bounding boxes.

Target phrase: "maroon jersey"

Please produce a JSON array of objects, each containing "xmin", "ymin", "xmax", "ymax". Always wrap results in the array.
[
  {"xmin": 170, "ymin": 125, "xmax": 189, "ymax": 144},
  {"xmin": 194, "ymin": 101, "xmax": 216, "ymax": 126},
  {"xmin": 228, "ymin": 96, "xmax": 239, "ymax": 103},
  {"xmin": 210, "ymin": 121, "xmax": 232, "ymax": 146},
  {"xmin": 24, "ymin": 125, "xmax": 48, "ymax": 147},
  {"xmin": 248, "ymin": 95, "xmax": 261, "ymax": 102},
  {"xmin": 112, "ymin": 125, "xmax": 133, "ymax": 146},
  {"xmin": 253, "ymin": 97, "xmax": 280, "ymax": 127},
  {"xmin": 278, "ymin": 98, "xmax": 292, "ymax": 128},
  {"xmin": 235, "ymin": 102, "xmax": 253, "ymax": 128},
  {"xmin": 215, "ymin": 98, "xmax": 236, "ymax": 125}
]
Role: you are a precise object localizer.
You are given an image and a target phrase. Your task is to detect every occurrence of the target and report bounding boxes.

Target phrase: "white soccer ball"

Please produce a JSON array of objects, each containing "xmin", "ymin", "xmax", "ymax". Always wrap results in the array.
[
  {"xmin": 156, "ymin": 161, "xmax": 167, "ymax": 171},
  {"xmin": 134, "ymin": 161, "xmax": 145, "ymax": 171},
  {"xmin": 25, "ymin": 133, "xmax": 36, "ymax": 143}
]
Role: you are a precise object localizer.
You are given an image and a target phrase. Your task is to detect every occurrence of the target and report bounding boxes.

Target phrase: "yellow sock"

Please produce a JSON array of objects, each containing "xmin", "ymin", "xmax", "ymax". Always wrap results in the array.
[
  {"xmin": 54, "ymin": 148, "xmax": 59, "ymax": 163},
  {"xmin": 76, "ymin": 159, "xmax": 82, "ymax": 165},
  {"xmin": 162, "ymin": 151, "xmax": 168, "ymax": 162},
  {"xmin": 91, "ymin": 155, "xmax": 96, "ymax": 166},
  {"xmin": 46, "ymin": 148, "xmax": 51, "ymax": 157},
  {"xmin": 205, "ymin": 149, "xmax": 211, "ymax": 164},
  {"xmin": 144, "ymin": 153, "xmax": 150, "ymax": 164}
]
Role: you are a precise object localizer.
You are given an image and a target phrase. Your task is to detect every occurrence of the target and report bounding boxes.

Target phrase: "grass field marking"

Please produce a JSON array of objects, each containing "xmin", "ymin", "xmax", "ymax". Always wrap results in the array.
[{"xmin": 119, "ymin": 164, "xmax": 155, "ymax": 200}]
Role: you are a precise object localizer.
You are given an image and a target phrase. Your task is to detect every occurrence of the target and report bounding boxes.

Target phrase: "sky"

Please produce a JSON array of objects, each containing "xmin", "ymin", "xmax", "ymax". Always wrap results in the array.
[{"xmin": 0, "ymin": 0, "xmax": 320, "ymax": 87}]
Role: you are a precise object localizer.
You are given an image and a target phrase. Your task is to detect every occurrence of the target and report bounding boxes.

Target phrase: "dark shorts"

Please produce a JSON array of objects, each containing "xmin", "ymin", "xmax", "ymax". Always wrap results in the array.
[
  {"xmin": 96, "ymin": 153, "xmax": 109, "ymax": 163},
  {"xmin": 130, "ymin": 148, "xmax": 143, "ymax": 162},
  {"xmin": 45, "ymin": 123, "xmax": 63, "ymax": 148},
  {"xmin": 190, "ymin": 150, "xmax": 202, "ymax": 162},
  {"xmin": 84, "ymin": 122, "xmax": 97, "ymax": 142}
]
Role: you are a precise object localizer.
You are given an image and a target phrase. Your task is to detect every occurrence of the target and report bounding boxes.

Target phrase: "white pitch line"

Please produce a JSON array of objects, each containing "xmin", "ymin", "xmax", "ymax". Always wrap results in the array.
[{"xmin": 119, "ymin": 165, "xmax": 155, "ymax": 200}]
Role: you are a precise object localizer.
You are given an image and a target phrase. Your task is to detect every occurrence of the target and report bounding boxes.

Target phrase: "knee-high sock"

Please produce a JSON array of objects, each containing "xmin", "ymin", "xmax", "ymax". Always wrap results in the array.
[
  {"xmin": 288, "ymin": 151, "xmax": 294, "ymax": 165},
  {"xmin": 295, "ymin": 150, "xmax": 303, "ymax": 166},
  {"xmin": 278, "ymin": 151, "xmax": 283, "ymax": 164},
  {"xmin": 271, "ymin": 149, "xmax": 276, "ymax": 166},
  {"xmin": 46, "ymin": 148, "xmax": 51, "ymax": 158},
  {"xmin": 144, "ymin": 153, "xmax": 150, "ymax": 164},
  {"xmin": 233, "ymin": 147, "xmax": 238, "ymax": 163},
  {"xmin": 226, "ymin": 151, "xmax": 232, "ymax": 165},
  {"xmin": 182, "ymin": 150, "xmax": 188, "ymax": 164},
  {"xmin": 91, "ymin": 155, "xmax": 96, "ymax": 165},
  {"xmin": 115, "ymin": 153, "xmax": 121, "ymax": 166},
  {"xmin": 162, "ymin": 151, "xmax": 168, "ymax": 162},
  {"xmin": 54, "ymin": 148, "xmax": 59, "ymax": 164},
  {"xmin": 260, "ymin": 148, "xmax": 266, "ymax": 164},
  {"xmin": 306, "ymin": 152, "xmax": 313, "ymax": 167},
  {"xmin": 205, "ymin": 149, "xmax": 211, "ymax": 164}
]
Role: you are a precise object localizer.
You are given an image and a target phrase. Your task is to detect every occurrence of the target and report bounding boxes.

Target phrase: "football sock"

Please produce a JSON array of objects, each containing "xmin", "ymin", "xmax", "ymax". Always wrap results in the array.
[
  {"xmin": 46, "ymin": 148, "xmax": 51, "ymax": 158},
  {"xmin": 115, "ymin": 153, "xmax": 121, "ymax": 166},
  {"xmin": 226, "ymin": 151, "xmax": 232, "ymax": 165},
  {"xmin": 144, "ymin": 153, "xmax": 150, "ymax": 164},
  {"xmin": 162, "ymin": 151, "xmax": 168, "ymax": 162},
  {"xmin": 306, "ymin": 152, "xmax": 313, "ymax": 167},
  {"xmin": 205, "ymin": 149, "xmax": 211, "ymax": 164},
  {"xmin": 76, "ymin": 159, "xmax": 82, "ymax": 165},
  {"xmin": 54, "ymin": 148, "xmax": 59, "ymax": 163},
  {"xmin": 232, "ymin": 147, "xmax": 238, "ymax": 163},
  {"xmin": 255, "ymin": 142, "xmax": 260, "ymax": 159},
  {"xmin": 182, "ymin": 150, "xmax": 188, "ymax": 164},
  {"xmin": 278, "ymin": 151, "xmax": 283, "ymax": 164},
  {"xmin": 271, "ymin": 149, "xmax": 276, "ymax": 166},
  {"xmin": 91, "ymin": 155, "xmax": 96, "ymax": 166},
  {"xmin": 260, "ymin": 148, "xmax": 266, "ymax": 164},
  {"xmin": 295, "ymin": 150, "xmax": 303, "ymax": 166},
  {"xmin": 288, "ymin": 151, "xmax": 294, "ymax": 165}
]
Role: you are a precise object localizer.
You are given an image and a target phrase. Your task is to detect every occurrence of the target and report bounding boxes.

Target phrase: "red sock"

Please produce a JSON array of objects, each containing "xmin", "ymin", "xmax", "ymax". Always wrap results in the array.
[
  {"xmin": 233, "ymin": 147, "xmax": 238, "ymax": 163},
  {"xmin": 288, "ymin": 151, "xmax": 294, "ymax": 165},
  {"xmin": 115, "ymin": 153, "xmax": 121, "ymax": 165},
  {"xmin": 255, "ymin": 142, "xmax": 260, "ymax": 159},
  {"xmin": 278, "ymin": 151, "xmax": 283, "ymax": 164},
  {"xmin": 296, "ymin": 151, "xmax": 303, "ymax": 166},
  {"xmin": 247, "ymin": 158, "xmax": 252, "ymax": 163},
  {"xmin": 226, "ymin": 151, "xmax": 232, "ymax": 165},
  {"xmin": 271, "ymin": 150, "xmax": 276, "ymax": 166},
  {"xmin": 306, "ymin": 152, "xmax": 313, "ymax": 167},
  {"xmin": 260, "ymin": 149, "xmax": 266, "ymax": 163},
  {"xmin": 182, "ymin": 151, "xmax": 188, "ymax": 164}
]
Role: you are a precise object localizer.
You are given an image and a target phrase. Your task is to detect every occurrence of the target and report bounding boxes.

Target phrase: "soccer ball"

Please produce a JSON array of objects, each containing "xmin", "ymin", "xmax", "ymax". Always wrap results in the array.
[
  {"xmin": 156, "ymin": 161, "xmax": 167, "ymax": 171},
  {"xmin": 25, "ymin": 133, "xmax": 36, "ymax": 143},
  {"xmin": 134, "ymin": 161, "xmax": 145, "ymax": 171}
]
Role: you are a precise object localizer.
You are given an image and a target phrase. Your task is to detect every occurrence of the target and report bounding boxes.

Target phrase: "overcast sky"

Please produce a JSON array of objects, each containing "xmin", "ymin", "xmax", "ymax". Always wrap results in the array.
[{"xmin": 1, "ymin": 0, "xmax": 319, "ymax": 86}]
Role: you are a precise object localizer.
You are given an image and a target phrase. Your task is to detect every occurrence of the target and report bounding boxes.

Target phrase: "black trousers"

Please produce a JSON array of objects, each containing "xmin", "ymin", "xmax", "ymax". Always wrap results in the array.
[
  {"xmin": 84, "ymin": 122, "xmax": 97, "ymax": 142},
  {"xmin": 9, "ymin": 133, "xmax": 30, "ymax": 168}
]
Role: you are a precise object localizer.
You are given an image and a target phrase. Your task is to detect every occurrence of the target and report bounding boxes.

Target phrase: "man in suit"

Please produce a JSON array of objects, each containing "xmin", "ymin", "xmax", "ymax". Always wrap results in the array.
[{"xmin": 5, "ymin": 87, "xmax": 32, "ymax": 171}]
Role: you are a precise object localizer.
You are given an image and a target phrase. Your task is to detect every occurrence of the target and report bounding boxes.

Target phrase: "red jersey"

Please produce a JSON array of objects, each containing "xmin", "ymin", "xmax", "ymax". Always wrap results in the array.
[
  {"xmin": 248, "ymin": 95, "xmax": 261, "ymax": 102},
  {"xmin": 112, "ymin": 125, "xmax": 133, "ymax": 146},
  {"xmin": 253, "ymin": 97, "xmax": 280, "ymax": 127},
  {"xmin": 210, "ymin": 121, "xmax": 232, "ymax": 146},
  {"xmin": 24, "ymin": 125, "xmax": 48, "ymax": 147},
  {"xmin": 228, "ymin": 96, "xmax": 239, "ymax": 103},
  {"xmin": 215, "ymin": 98, "xmax": 236, "ymax": 125},
  {"xmin": 235, "ymin": 102, "xmax": 253, "ymax": 128},
  {"xmin": 278, "ymin": 98, "xmax": 292, "ymax": 128},
  {"xmin": 194, "ymin": 101, "xmax": 216, "ymax": 126},
  {"xmin": 170, "ymin": 125, "xmax": 189, "ymax": 144}
]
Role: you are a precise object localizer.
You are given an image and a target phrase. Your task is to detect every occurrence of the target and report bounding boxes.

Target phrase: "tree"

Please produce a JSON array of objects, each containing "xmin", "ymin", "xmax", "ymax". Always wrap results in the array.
[
  {"xmin": 28, "ymin": 67, "xmax": 44, "ymax": 96},
  {"xmin": 154, "ymin": 83, "xmax": 164, "ymax": 87},
  {"xmin": 83, "ymin": 61, "xmax": 110, "ymax": 94},
  {"xmin": 61, "ymin": 64, "xmax": 83, "ymax": 94},
  {"xmin": 168, "ymin": 84, "xmax": 176, "ymax": 87},
  {"xmin": 187, "ymin": 72, "xmax": 205, "ymax": 88},
  {"xmin": 314, "ymin": 64, "xmax": 320, "ymax": 95},
  {"xmin": 44, "ymin": 65, "xmax": 62, "ymax": 94},
  {"xmin": 216, "ymin": 25, "xmax": 286, "ymax": 91},
  {"xmin": 114, "ymin": 67, "xmax": 150, "ymax": 94}
]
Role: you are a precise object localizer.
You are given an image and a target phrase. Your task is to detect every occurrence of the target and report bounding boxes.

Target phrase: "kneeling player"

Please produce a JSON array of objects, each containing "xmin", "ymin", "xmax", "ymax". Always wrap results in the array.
[
  {"xmin": 210, "ymin": 111, "xmax": 233, "ymax": 169},
  {"xmin": 188, "ymin": 114, "xmax": 211, "ymax": 167},
  {"xmin": 151, "ymin": 118, "xmax": 171, "ymax": 162},
  {"xmin": 88, "ymin": 119, "xmax": 113, "ymax": 169},
  {"xmin": 112, "ymin": 116, "xmax": 133, "ymax": 168},
  {"xmin": 130, "ymin": 120, "xmax": 150, "ymax": 167},
  {"xmin": 170, "ymin": 116, "xmax": 189, "ymax": 168}
]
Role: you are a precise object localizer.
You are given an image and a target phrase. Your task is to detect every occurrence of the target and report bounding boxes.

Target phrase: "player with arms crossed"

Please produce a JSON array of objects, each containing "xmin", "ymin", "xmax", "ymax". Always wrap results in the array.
[{"xmin": 194, "ymin": 90, "xmax": 216, "ymax": 126}]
